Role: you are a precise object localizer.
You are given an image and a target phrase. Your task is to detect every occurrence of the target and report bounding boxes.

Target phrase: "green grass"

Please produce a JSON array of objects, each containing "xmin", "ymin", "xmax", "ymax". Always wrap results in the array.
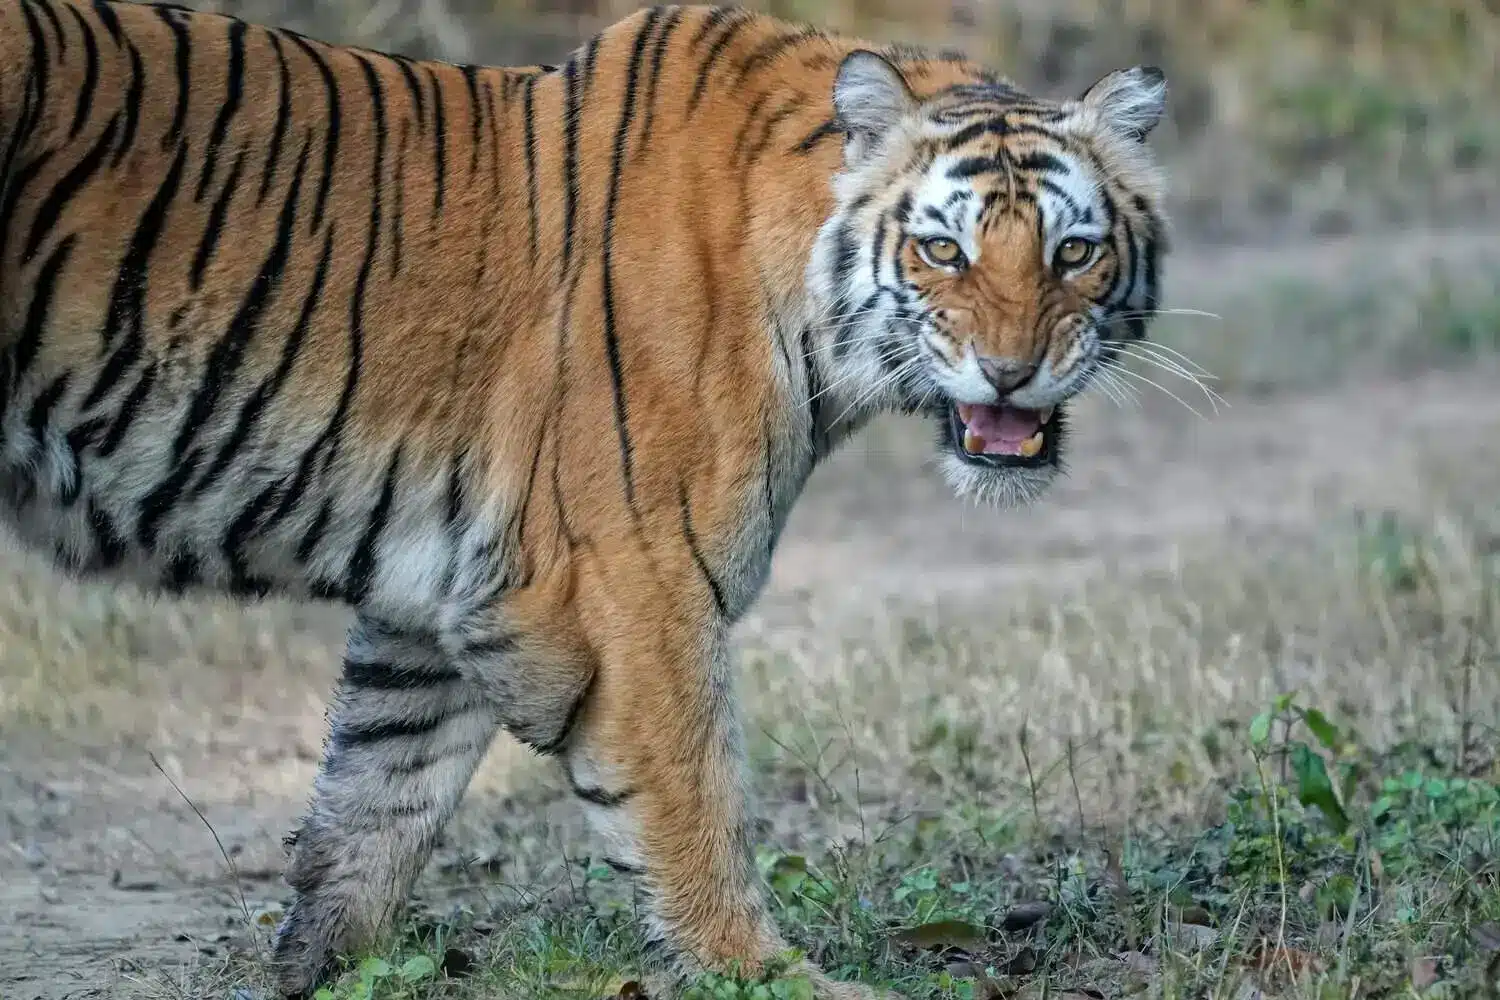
[
  {"xmin": 270, "ymin": 699, "xmax": 1500, "ymax": 1000},
  {"xmin": 175, "ymin": 511, "xmax": 1500, "ymax": 1000}
]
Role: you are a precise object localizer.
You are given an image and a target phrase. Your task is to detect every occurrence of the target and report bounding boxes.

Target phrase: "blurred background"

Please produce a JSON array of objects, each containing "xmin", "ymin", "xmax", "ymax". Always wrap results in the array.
[{"xmin": 3, "ymin": 2, "xmax": 1499, "ymax": 998}]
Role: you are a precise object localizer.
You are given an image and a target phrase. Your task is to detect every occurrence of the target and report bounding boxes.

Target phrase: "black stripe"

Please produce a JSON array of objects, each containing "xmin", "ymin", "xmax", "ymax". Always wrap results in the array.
[
  {"xmin": 87, "ymin": 500, "xmax": 126, "ymax": 568},
  {"xmin": 428, "ymin": 66, "xmax": 446, "ymax": 219},
  {"xmin": 689, "ymin": 8, "xmax": 752, "ymax": 112},
  {"xmin": 344, "ymin": 659, "xmax": 461, "ymax": 690},
  {"xmin": 343, "ymin": 443, "xmax": 403, "ymax": 605},
  {"xmin": 678, "ymin": 482, "xmax": 727, "ymax": 616},
  {"xmin": 444, "ymin": 447, "xmax": 465, "ymax": 526},
  {"xmin": 83, "ymin": 142, "xmax": 187, "ymax": 408},
  {"xmin": 947, "ymin": 155, "xmax": 1003, "ymax": 180},
  {"xmin": 792, "ymin": 119, "xmax": 840, "ymax": 154},
  {"xmin": 275, "ymin": 55, "xmax": 383, "ymax": 533},
  {"xmin": 61, "ymin": 417, "xmax": 105, "ymax": 505},
  {"xmin": 799, "ymin": 324, "xmax": 823, "ymax": 449},
  {"xmin": 391, "ymin": 121, "xmax": 407, "ymax": 277},
  {"xmin": 745, "ymin": 95, "xmax": 805, "ymax": 165},
  {"xmin": 112, "ymin": 42, "xmax": 144, "ymax": 167},
  {"xmin": 95, "ymin": 360, "xmax": 156, "ymax": 457},
  {"xmin": 461, "ymin": 64, "xmax": 482, "ymax": 176},
  {"xmin": 163, "ymin": 551, "xmax": 201, "ymax": 594},
  {"xmin": 392, "ymin": 54, "xmax": 426, "ymax": 131},
  {"xmin": 559, "ymin": 58, "xmax": 581, "ymax": 278},
  {"xmin": 221, "ymin": 480, "xmax": 283, "ymax": 588},
  {"xmin": 734, "ymin": 26, "xmax": 820, "ymax": 84},
  {"xmin": 509, "ymin": 422, "xmax": 546, "ymax": 555},
  {"xmin": 1014, "ymin": 150, "xmax": 1068, "ymax": 175},
  {"xmin": 34, "ymin": 0, "xmax": 66, "ymax": 54},
  {"xmin": 604, "ymin": 857, "xmax": 645, "ymax": 875},
  {"xmin": 24, "ymin": 113, "xmax": 119, "ymax": 262},
  {"xmin": 258, "ymin": 31, "xmax": 292, "ymax": 206},
  {"xmin": 19, "ymin": 1, "xmax": 50, "ymax": 122},
  {"xmin": 0, "ymin": 12, "xmax": 43, "ymax": 194},
  {"xmin": 196, "ymin": 18, "xmax": 246, "ymax": 202},
  {"xmin": 336, "ymin": 714, "xmax": 445, "ymax": 747},
  {"xmin": 136, "ymin": 446, "xmax": 200, "ymax": 549},
  {"xmin": 581, "ymin": 33, "xmax": 601, "ymax": 94},
  {"xmin": 0, "ymin": 154, "xmax": 55, "ymax": 272},
  {"xmin": 65, "ymin": 6, "xmax": 100, "ymax": 140},
  {"xmin": 521, "ymin": 74, "xmax": 539, "ymax": 259},
  {"xmin": 568, "ymin": 773, "xmax": 635, "ymax": 808},
  {"xmin": 599, "ymin": 10, "xmax": 660, "ymax": 512},
  {"xmin": 90, "ymin": 0, "xmax": 122, "ymax": 45},
  {"xmin": 636, "ymin": 5, "xmax": 683, "ymax": 158},
  {"xmin": 172, "ymin": 140, "xmax": 309, "ymax": 462},
  {"xmin": 157, "ymin": 6, "xmax": 190, "ymax": 152},
  {"xmin": 483, "ymin": 78, "xmax": 500, "ymax": 197},
  {"xmin": 287, "ymin": 33, "xmax": 340, "ymax": 235},
  {"xmin": 190, "ymin": 147, "xmax": 246, "ymax": 289},
  {"xmin": 26, "ymin": 372, "xmax": 71, "ymax": 452},
  {"xmin": 13, "ymin": 236, "xmax": 75, "ymax": 383}
]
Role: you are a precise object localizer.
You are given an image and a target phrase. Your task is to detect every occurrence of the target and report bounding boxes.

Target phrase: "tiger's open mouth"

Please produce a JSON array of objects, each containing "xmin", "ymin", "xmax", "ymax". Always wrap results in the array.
[{"xmin": 945, "ymin": 402, "xmax": 1061, "ymax": 468}]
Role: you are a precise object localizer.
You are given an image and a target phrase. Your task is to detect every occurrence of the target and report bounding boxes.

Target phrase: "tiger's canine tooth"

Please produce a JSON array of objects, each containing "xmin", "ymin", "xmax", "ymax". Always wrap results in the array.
[
  {"xmin": 1018, "ymin": 431, "xmax": 1044, "ymax": 458},
  {"xmin": 963, "ymin": 429, "xmax": 985, "ymax": 454}
]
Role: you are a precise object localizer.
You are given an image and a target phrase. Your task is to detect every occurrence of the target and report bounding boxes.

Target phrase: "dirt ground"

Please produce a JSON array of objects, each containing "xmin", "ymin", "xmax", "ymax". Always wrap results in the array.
[{"xmin": 3, "ymin": 234, "xmax": 1500, "ymax": 999}]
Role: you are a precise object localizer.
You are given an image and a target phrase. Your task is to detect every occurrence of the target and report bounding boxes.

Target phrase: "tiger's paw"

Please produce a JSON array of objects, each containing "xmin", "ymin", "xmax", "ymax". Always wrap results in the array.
[{"xmin": 269, "ymin": 899, "xmax": 342, "ymax": 998}]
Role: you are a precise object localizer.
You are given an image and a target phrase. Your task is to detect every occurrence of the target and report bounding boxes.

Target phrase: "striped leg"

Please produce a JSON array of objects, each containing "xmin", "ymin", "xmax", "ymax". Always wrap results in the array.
[{"xmin": 272, "ymin": 615, "xmax": 498, "ymax": 996}]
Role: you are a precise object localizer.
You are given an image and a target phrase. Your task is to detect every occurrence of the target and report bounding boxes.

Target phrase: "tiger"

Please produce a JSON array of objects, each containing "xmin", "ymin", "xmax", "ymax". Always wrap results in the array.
[{"xmin": 0, "ymin": 0, "xmax": 1169, "ymax": 996}]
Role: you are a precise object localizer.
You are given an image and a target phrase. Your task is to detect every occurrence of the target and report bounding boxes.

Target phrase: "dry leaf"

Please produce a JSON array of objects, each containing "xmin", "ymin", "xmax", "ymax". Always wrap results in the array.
[
  {"xmin": 1116, "ymin": 950, "xmax": 1156, "ymax": 974},
  {"xmin": 440, "ymin": 947, "xmax": 475, "ymax": 978},
  {"xmin": 892, "ymin": 919, "xmax": 986, "ymax": 953},
  {"xmin": 999, "ymin": 947, "xmax": 1037, "ymax": 975},
  {"xmin": 1410, "ymin": 957, "xmax": 1439, "ymax": 990},
  {"xmin": 1179, "ymin": 905, "xmax": 1214, "ymax": 927},
  {"xmin": 1002, "ymin": 902, "xmax": 1052, "ymax": 932}
]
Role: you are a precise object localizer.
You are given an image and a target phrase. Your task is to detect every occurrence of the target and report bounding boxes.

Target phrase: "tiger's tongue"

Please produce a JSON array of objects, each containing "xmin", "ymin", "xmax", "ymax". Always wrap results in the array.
[{"xmin": 958, "ymin": 403, "xmax": 1043, "ymax": 454}]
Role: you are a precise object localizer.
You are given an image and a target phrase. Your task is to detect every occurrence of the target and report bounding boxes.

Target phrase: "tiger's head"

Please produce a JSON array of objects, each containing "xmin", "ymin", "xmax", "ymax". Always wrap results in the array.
[{"xmin": 807, "ymin": 50, "xmax": 1169, "ymax": 507}]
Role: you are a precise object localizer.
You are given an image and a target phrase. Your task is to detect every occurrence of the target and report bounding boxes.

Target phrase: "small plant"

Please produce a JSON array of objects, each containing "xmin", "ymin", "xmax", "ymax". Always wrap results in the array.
[
  {"xmin": 682, "ymin": 951, "xmax": 817, "ymax": 1000},
  {"xmin": 311, "ymin": 954, "xmax": 439, "ymax": 1000},
  {"xmin": 1249, "ymin": 690, "xmax": 1356, "ymax": 834}
]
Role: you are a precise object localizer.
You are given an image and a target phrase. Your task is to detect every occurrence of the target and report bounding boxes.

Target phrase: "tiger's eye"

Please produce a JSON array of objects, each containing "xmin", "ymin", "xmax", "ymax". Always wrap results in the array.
[
  {"xmin": 921, "ymin": 237, "xmax": 965, "ymax": 268},
  {"xmin": 1055, "ymin": 237, "xmax": 1096, "ymax": 269}
]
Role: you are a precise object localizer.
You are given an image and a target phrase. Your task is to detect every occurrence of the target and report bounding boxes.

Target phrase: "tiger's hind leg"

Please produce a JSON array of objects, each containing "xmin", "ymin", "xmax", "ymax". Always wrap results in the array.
[{"xmin": 272, "ymin": 615, "xmax": 499, "ymax": 996}]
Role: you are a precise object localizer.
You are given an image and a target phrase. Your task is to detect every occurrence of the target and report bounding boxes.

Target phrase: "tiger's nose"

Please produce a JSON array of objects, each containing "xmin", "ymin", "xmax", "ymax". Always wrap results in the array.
[{"xmin": 978, "ymin": 357, "xmax": 1038, "ymax": 395}]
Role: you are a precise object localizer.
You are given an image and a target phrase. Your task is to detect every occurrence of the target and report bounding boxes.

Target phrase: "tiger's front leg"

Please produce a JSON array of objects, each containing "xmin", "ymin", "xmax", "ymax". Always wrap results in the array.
[{"xmin": 565, "ymin": 578, "xmax": 891, "ymax": 1000}]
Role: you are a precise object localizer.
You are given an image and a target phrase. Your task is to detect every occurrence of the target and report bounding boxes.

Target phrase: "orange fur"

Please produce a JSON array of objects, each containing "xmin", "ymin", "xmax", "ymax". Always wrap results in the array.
[{"xmin": 0, "ymin": 3, "xmax": 1169, "ymax": 996}]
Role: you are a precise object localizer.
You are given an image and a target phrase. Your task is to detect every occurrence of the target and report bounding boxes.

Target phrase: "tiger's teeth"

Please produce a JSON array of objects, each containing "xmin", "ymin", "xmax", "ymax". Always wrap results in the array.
[
  {"xmin": 957, "ymin": 404, "xmax": 974, "ymax": 423},
  {"xmin": 1039, "ymin": 406, "xmax": 1055, "ymax": 424},
  {"xmin": 1018, "ymin": 431, "xmax": 1044, "ymax": 458},
  {"xmin": 963, "ymin": 429, "xmax": 985, "ymax": 454}
]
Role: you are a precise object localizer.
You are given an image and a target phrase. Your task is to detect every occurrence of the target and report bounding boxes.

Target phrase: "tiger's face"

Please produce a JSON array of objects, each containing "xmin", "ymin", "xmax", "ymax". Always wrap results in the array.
[{"xmin": 809, "ymin": 51, "xmax": 1169, "ymax": 506}]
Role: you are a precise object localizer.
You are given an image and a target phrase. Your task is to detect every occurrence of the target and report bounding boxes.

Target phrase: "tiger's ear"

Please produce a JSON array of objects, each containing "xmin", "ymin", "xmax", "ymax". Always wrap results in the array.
[
  {"xmin": 1079, "ymin": 66, "xmax": 1167, "ymax": 142},
  {"xmin": 833, "ymin": 50, "xmax": 918, "ymax": 163}
]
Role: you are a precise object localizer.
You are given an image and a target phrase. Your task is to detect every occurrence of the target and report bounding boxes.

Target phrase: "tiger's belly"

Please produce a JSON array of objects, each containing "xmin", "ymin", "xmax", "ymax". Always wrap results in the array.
[{"xmin": 0, "ymin": 361, "xmax": 473, "ymax": 619}]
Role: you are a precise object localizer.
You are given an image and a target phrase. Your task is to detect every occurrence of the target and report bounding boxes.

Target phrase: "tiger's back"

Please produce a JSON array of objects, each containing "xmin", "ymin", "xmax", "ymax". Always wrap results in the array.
[{"xmin": 1, "ymin": 0, "xmax": 551, "ymax": 614}]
